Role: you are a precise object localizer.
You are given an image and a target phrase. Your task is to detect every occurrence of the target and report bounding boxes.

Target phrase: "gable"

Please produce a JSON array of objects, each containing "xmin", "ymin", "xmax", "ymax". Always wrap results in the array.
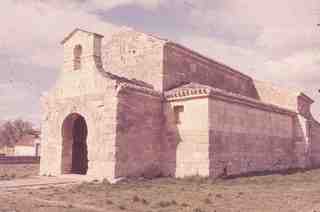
[
  {"xmin": 102, "ymin": 28, "xmax": 167, "ymax": 91},
  {"xmin": 61, "ymin": 28, "xmax": 103, "ymax": 45}
]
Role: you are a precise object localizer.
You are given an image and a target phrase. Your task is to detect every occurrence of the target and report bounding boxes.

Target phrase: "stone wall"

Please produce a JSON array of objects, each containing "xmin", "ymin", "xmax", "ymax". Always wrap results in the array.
[
  {"xmin": 115, "ymin": 88, "xmax": 163, "ymax": 178},
  {"xmin": 40, "ymin": 90, "xmax": 118, "ymax": 180},
  {"xmin": 163, "ymin": 43, "xmax": 259, "ymax": 98},
  {"xmin": 162, "ymin": 98, "xmax": 209, "ymax": 178},
  {"xmin": 102, "ymin": 29, "xmax": 166, "ymax": 90},
  {"xmin": 41, "ymin": 30, "xmax": 121, "ymax": 180},
  {"xmin": 40, "ymin": 28, "xmax": 320, "ymax": 181},
  {"xmin": 0, "ymin": 156, "xmax": 40, "ymax": 164},
  {"xmin": 209, "ymin": 98, "xmax": 296, "ymax": 177},
  {"xmin": 310, "ymin": 120, "xmax": 320, "ymax": 167},
  {"xmin": 253, "ymin": 80, "xmax": 302, "ymax": 111}
]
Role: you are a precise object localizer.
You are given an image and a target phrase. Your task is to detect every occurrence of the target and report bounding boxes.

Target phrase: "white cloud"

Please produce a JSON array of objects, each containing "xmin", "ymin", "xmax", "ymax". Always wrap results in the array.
[
  {"xmin": 0, "ymin": 82, "xmax": 40, "ymax": 123},
  {"xmin": 0, "ymin": 0, "xmax": 119, "ymax": 69},
  {"xmin": 1, "ymin": 0, "xmax": 320, "ymax": 123},
  {"xmin": 89, "ymin": 0, "xmax": 164, "ymax": 10},
  {"xmin": 179, "ymin": 34, "xmax": 320, "ymax": 119},
  {"xmin": 0, "ymin": 0, "xmax": 119, "ymax": 123},
  {"xmin": 177, "ymin": 0, "xmax": 320, "ymax": 119}
]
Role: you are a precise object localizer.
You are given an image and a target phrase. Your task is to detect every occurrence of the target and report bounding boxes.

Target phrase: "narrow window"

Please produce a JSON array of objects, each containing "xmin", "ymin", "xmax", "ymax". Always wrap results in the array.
[
  {"xmin": 35, "ymin": 143, "xmax": 40, "ymax": 157},
  {"xmin": 173, "ymin": 105, "xmax": 184, "ymax": 124},
  {"xmin": 73, "ymin": 45, "xmax": 82, "ymax": 70}
]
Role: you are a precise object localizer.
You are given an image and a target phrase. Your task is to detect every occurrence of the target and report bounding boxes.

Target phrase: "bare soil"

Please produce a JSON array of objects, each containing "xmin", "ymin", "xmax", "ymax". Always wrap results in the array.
[
  {"xmin": 0, "ymin": 164, "xmax": 39, "ymax": 180},
  {"xmin": 2, "ymin": 169, "xmax": 320, "ymax": 212}
]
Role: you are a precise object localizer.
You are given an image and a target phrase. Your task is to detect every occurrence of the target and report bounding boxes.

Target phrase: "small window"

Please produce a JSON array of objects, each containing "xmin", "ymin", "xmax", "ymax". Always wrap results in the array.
[
  {"xmin": 173, "ymin": 105, "xmax": 184, "ymax": 124},
  {"xmin": 120, "ymin": 56, "xmax": 126, "ymax": 64},
  {"xmin": 73, "ymin": 45, "xmax": 82, "ymax": 70}
]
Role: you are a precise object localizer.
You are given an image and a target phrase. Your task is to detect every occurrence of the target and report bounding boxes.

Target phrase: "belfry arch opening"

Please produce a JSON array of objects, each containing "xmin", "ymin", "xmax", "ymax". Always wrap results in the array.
[
  {"xmin": 61, "ymin": 113, "xmax": 88, "ymax": 175},
  {"xmin": 73, "ymin": 44, "xmax": 82, "ymax": 70}
]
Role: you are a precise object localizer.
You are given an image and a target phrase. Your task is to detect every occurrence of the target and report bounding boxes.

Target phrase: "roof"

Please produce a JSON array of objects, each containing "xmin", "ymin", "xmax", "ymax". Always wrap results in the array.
[
  {"xmin": 108, "ymin": 27, "xmax": 251, "ymax": 81},
  {"xmin": 61, "ymin": 27, "xmax": 314, "ymax": 110},
  {"xmin": 116, "ymin": 82, "xmax": 162, "ymax": 97},
  {"xmin": 16, "ymin": 134, "xmax": 38, "ymax": 147},
  {"xmin": 97, "ymin": 68, "xmax": 161, "ymax": 97},
  {"xmin": 61, "ymin": 28, "xmax": 104, "ymax": 44},
  {"xmin": 165, "ymin": 83, "xmax": 297, "ymax": 116}
]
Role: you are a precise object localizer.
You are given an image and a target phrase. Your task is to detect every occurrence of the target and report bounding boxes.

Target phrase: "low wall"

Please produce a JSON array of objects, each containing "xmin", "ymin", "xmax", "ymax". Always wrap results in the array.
[{"xmin": 0, "ymin": 156, "xmax": 40, "ymax": 165}]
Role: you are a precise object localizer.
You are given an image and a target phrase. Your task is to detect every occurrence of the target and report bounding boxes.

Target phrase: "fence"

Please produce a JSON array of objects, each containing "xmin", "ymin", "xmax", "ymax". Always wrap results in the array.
[{"xmin": 0, "ymin": 156, "xmax": 40, "ymax": 164}]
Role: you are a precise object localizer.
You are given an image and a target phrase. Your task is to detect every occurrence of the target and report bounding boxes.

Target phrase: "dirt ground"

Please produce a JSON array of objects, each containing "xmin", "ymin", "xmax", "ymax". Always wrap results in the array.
[
  {"xmin": 2, "ymin": 169, "xmax": 320, "ymax": 212},
  {"xmin": 0, "ymin": 164, "xmax": 39, "ymax": 180}
]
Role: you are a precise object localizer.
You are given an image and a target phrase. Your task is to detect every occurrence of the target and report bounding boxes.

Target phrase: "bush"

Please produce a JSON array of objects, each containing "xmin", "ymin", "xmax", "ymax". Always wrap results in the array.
[{"xmin": 132, "ymin": 195, "xmax": 140, "ymax": 202}]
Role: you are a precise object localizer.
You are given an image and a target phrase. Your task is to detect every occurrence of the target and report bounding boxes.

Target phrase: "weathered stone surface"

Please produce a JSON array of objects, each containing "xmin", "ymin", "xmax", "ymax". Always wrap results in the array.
[
  {"xmin": 40, "ymin": 28, "xmax": 320, "ymax": 181},
  {"xmin": 115, "ymin": 88, "xmax": 162, "ymax": 178}
]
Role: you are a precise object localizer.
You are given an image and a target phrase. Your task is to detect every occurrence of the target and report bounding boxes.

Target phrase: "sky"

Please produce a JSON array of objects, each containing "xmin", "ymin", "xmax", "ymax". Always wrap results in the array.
[{"xmin": 0, "ymin": 0, "xmax": 320, "ymax": 126}]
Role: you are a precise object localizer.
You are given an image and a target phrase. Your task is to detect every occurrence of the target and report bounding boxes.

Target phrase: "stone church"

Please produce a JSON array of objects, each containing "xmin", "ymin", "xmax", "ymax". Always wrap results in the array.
[{"xmin": 40, "ymin": 27, "xmax": 320, "ymax": 180}]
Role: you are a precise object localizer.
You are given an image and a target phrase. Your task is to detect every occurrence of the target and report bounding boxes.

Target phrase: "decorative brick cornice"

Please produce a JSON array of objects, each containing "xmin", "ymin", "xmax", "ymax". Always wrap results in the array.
[
  {"xmin": 165, "ymin": 87, "xmax": 210, "ymax": 99},
  {"xmin": 165, "ymin": 83, "xmax": 297, "ymax": 116}
]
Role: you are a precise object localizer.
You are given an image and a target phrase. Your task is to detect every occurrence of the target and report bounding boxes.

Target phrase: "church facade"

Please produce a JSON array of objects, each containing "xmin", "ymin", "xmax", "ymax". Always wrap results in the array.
[{"xmin": 40, "ymin": 28, "xmax": 320, "ymax": 180}]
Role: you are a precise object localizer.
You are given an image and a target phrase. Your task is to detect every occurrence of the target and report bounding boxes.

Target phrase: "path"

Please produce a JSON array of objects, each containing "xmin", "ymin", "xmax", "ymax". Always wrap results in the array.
[{"xmin": 0, "ymin": 175, "xmax": 85, "ymax": 191}]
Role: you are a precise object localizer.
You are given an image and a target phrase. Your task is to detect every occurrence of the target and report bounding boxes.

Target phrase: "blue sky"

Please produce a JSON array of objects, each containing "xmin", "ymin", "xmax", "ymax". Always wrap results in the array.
[{"xmin": 1, "ymin": 0, "xmax": 320, "ymax": 125}]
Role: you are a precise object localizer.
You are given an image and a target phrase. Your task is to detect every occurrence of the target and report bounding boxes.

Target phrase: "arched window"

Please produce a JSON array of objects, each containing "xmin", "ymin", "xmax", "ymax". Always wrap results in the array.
[{"xmin": 73, "ymin": 45, "xmax": 82, "ymax": 70}]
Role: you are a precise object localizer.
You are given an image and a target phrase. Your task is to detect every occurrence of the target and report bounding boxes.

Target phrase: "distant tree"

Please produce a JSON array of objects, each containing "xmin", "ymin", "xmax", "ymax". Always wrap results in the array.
[{"xmin": 0, "ymin": 119, "xmax": 37, "ymax": 147}]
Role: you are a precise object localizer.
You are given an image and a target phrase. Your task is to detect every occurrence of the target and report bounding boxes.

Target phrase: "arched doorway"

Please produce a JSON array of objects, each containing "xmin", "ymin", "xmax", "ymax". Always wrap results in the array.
[{"xmin": 61, "ymin": 113, "xmax": 88, "ymax": 175}]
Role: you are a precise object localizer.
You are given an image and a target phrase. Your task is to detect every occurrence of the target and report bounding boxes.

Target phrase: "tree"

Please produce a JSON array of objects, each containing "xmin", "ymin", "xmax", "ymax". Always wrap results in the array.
[{"xmin": 0, "ymin": 119, "xmax": 37, "ymax": 147}]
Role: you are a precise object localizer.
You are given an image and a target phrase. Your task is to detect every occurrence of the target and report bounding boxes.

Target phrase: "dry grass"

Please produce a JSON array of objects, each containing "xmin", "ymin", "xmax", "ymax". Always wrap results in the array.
[
  {"xmin": 2, "ymin": 169, "xmax": 320, "ymax": 211},
  {"xmin": 0, "ymin": 164, "xmax": 39, "ymax": 180}
]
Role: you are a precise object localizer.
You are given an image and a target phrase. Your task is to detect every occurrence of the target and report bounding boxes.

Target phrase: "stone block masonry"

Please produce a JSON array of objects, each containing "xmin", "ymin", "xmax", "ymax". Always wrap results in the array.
[{"xmin": 40, "ymin": 27, "xmax": 320, "ymax": 181}]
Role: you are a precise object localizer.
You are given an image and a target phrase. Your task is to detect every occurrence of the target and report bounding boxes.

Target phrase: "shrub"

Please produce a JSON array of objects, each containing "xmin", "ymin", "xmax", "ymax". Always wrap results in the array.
[
  {"xmin": 157, "ymin": 200, "xmax": 172, "ymax": 208},
  {"xmin": 181, "ymin": 202, "xmax": 189, "ymax": 207},
  {"xmin": 132, "ymin": 195, "xmax": 140, "ymax": 202},
  {"xmin": 106, "ymin": 199, "xmax": 113, "ymax": 205},
  {"xmin": 204, "ymin": 198, "xmax": 212, "ymax": 204},
  {"xmin": 119, "ymin": 205, "xmax": 126, "ymax": 210},
  {"xmin": 193, "ymin": 208, "xmax": 206, "ymax": 212},
  {"xmin": 141, "ymin": 198, "xmax": 149, "ymax": 205}
]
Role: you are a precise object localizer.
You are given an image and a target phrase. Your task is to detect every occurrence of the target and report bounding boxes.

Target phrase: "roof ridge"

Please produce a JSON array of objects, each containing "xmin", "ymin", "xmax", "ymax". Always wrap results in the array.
[{"xmin": 61, "ymin": 28, "xmax": 104, "ymax": 44}]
